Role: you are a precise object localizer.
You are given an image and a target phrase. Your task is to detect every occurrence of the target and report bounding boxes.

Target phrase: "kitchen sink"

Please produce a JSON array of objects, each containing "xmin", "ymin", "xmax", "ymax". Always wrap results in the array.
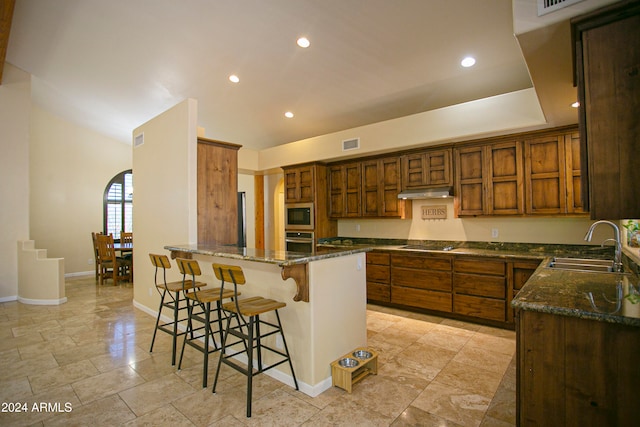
[{"xmin": 547, "ymin": 257, "xmax": 620, "ymax": 273}]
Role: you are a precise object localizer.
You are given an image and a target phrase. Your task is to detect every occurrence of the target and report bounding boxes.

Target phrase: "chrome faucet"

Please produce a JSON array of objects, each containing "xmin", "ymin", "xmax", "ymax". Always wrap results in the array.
[{"xmin": 584, "ymin": 220, "xmax": 624, "ymax": 272}]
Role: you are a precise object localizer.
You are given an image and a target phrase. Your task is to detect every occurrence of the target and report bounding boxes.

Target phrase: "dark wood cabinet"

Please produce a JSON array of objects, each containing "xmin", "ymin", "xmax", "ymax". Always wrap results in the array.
[
  {"xmin": 453, "ymin": 257, "xmax": 507, "ymax": 322},
  {"xmin": 455, "ymin": 141, "xmax": 524, "ymax": 216},
  {"xmin": 284, "ymin": 164, "xmax": 315, "ymax": 203},
  {"xmin": 390, "ymin": 253, "xmax": 453, "ymax": 312},
  {"xmin": 524, "ymin": 129, "xmax": 584, "ymax": 215},
  {"xmin": 517, "ymin": 309, "xmax": 640, "ymax": 426},
  {"xmin": 401, "ymin": 148, "xmax": 452, "ymax": 190},
  {"xmin": 197, "ymin": 138, "xmax": 242, "ymax": 245},
  {"xmin": 572, "ymin": 1, "xmax": 640, "ymax": 219},
  {"xmin": 329, "ymin": 162, "xmax": 361, "ymax": 218},
  {"xmin": 361, "ymin": 157, "xmax": 411, "ymax": 218},
  {"xmin": 366, "ymin": 251, "xmax": 391, "ymax": 302},
  {"xmin": 330, "ymin": 156, "xmax": 409, "ymax": 219},
  {"xmin": 282, "ymin": 163, "xmax": 336, "ymax": 240},
  {"xmin": 507, "ymin": 259, "xmax": 540, "ymax": 324},
  {"xmin": 367, "ymin": 249, "xmax": 541, "ymax": 328}
]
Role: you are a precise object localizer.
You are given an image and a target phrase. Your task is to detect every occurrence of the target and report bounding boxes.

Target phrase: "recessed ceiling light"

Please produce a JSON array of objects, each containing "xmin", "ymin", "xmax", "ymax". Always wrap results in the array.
[
  {"xmin": 571, "ymin": 101, "xmax": 580, "ymax": 108},
  {"xmin": 297, "ymin": 37, "xmax": 310, "ymax": 48},
  {"xmin": 461, "ymin": 56, "xmax": 476, "ymax": 67},
  {"xmin": 284, "ymin": 111, "xmax": 294, "ymax": 118},
  {"xmin": 229, "ymin": 74, "xmax": 240, "ymax": 83}
]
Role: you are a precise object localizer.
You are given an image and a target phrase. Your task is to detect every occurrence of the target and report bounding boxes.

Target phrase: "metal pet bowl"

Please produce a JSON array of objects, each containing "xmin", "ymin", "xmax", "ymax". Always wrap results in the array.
[
  {"xmin": 338, "ymin": 357, "xmax": 359, "ymax": 368},
  {"xmin": 352, "ymin": 350, "xmax": 372, "ymax": 359}
]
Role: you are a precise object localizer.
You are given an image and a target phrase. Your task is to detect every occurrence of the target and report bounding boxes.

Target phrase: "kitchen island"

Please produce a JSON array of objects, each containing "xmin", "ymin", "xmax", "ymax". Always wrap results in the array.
[
  {"xmin": 512, "ymin": 263, "xmax": 640, "ymax": 426},
  {"xmin": 164, "ymin": 243, "xmax": 370, "ymax": 397}
]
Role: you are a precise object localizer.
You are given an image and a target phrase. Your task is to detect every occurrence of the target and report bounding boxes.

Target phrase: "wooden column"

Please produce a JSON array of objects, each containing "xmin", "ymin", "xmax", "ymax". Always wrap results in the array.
[{"xmin": 254, "ymin": 174, "xmax": 264, "ymax": 249}]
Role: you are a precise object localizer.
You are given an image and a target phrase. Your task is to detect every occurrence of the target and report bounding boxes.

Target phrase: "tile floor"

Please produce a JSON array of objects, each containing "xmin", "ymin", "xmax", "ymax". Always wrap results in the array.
[{"xmin": 0, "ymin": 276, "xmax": 516, "ymax": 426}]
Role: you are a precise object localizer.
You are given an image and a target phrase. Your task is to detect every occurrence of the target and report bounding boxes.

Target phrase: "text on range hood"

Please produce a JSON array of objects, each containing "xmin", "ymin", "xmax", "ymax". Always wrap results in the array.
[{"xmin": 397, "ymin": 187, "xmax": 453, "ymax": 199}]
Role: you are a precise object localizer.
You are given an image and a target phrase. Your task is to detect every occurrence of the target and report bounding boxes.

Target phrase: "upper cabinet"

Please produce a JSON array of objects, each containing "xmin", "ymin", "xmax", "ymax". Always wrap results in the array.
[
  {"xmin": 455, "ymin": 140, "xmax": 524, "ymax": 216},
  {"xmin": 401, "ymin": 148, "xmax": 452, "ymax": 190},
  {"xmin": 362, "ymin": 157, "xmax": 410, "ymax": 218},
  {"xmin": 329, "ymin": 162, "xmax": 362, "ymax": 218},
  {"xmin": 572, "ymin": 1, "xmax": 640, "ymax": 219},
  {"xmin": 284, "ymin": 164, "xmax": 315, "ymax": 203},
  {"xmin": 524, "ymin": 130, "xmax": 584, "ymax": 215},
  {"xmin": 329, "ymin": 155, "xmax": 411, "ymax": 219},
  {"xmin": 455, "ymin": 127, "xmax": 584, "ymax": 217}
]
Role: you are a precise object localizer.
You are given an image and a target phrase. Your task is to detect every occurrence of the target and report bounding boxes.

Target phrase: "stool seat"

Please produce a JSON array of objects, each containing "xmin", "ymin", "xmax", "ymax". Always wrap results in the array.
[
  {"xmin": 221, "ymin": 297, "xmax": 286, "ymax": 317},
  {"xmin": 185, "ymin": 287, "xmax": 236, "ymax": 303},
  {"xmin": 156, "ymin": 279, "xmax": 204, "ymax": 293}
]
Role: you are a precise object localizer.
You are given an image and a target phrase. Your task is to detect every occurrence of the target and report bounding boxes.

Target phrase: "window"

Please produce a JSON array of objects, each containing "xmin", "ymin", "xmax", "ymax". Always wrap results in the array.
[{"xmin": 104, "ymin": 170, "xmax": 133, "ymax": 241}]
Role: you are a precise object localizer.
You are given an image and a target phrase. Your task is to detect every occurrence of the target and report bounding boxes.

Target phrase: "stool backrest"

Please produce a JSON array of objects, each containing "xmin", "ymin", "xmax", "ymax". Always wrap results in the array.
[
  {"xmin": 212, "ymin": 263, "xmax": 246, "ymax": 285},
  {"xmin": 149, "ymin": 253, "xmax": 171, "ymax": 269},
  {"xmin": 177, "ymin": 258, "xmax": 201, "ymax": 276},
  {"xmin": 149, "ymin": 253, "xmax": 171, "ymax": 290}
]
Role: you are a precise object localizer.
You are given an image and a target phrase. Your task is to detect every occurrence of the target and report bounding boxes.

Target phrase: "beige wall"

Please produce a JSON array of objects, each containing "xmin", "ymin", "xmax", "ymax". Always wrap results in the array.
[
  {"xmin": 132, "ymin": 98, "xmax": 198, "ymax": 312},
  {"xmin": 0, "ymin": 64, "xmax": 31, "ymax": 300},
  {"xmin": 337, "ymin": 199, "xmax": 600, "ymax": 245},
  {"xmin": 257, "ymin": 88, "xmax": 547, "ymax": 171},
  {"xmin": 29, "ymin": 106, "xmax": 131, "ymax": 274}
]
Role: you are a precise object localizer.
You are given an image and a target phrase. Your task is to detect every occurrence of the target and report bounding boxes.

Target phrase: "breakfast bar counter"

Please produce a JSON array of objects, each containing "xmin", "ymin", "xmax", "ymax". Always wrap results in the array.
[{"xmin": 164, "ymin": 243, "xmax": 370, "ymax": 396}]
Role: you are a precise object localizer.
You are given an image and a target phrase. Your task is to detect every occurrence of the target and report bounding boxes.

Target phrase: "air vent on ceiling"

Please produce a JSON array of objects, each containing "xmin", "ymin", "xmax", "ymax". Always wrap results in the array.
[
  {"xmin": 134, "ymin": 133, "xmax": 144, "ymax": 147},
  {"xmin": 342, "ymin": 137, "xmax": 360, "ymax": 151},
  {"xmin": 537, "ymin": 0, "xmax": 585, "ymax": 16}
]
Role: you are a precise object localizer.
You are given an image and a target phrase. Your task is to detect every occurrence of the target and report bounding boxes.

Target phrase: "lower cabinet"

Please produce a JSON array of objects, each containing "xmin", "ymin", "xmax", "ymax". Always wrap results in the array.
[
  {"xmin": 390, "ymin": 253, "xmax": 453, "ymax": 312},
  {"xmin": 517, "ymin": 310, "xmax": 640, "ymax": 426},
  {"xmin": 366, "ymin": 250, "xmax": 542, "ymax": 328},
  {"xmin": 366, "ymin": 252, "xmax": 391, "ymax": 302},
  {"xmin": 453, "ymin": 257, "xmax": 507, "ymax": 322}
]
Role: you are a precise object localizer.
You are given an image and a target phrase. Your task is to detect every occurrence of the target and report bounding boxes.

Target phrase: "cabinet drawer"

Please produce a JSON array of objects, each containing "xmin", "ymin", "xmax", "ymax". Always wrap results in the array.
[
  {"xmin": 367, "ymin": 252, "xmax": 390, "ymax": 265},
  {"xmin": 392, "ymin": 268, "xmax": 452, "ymax": 292},
  {"xmin": 454, "ymin": 273, "xmax": 506, "ymax": 299},
  {"xmin": 367, "ymin": 282, "xmax": 390, "ymax": 302},
  {"xmin": 367, "ymin": 265, "xmax": 390, "ymax": 283},
  {"xmin": 454, "ymin": 294, "xmax": 506, "ymax": 322},
  {"xmin": 392, "ymin": 286, "xmax": 452, "ymax": 312},
  {"xmin": 392, "ymin": 254, "xmax": 452, "ymax": 271},
  {"xmin": 454, "ymin": 258, "xmax": 505, "ymax": 276}
]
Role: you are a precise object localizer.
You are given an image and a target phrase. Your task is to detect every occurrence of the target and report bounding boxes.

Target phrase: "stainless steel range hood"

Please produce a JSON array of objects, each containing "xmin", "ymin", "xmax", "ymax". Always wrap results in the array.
[{"xmin": 397, "ymin": 187, "xmax": 453, "ymax": 199}]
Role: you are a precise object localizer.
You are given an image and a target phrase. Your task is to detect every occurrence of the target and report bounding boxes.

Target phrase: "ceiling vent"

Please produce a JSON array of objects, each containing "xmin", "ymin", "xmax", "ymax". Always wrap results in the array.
[
  {"xmin": 342, "ymin": 137, "xmax": 360, "ymax": 151},
  {"xmin": 134, "ymin": 133, "xmax": 144, "ymax": 148},
  {"xmin": 537, "ymin": 0, "xmax": 585, "ymax": 16}
]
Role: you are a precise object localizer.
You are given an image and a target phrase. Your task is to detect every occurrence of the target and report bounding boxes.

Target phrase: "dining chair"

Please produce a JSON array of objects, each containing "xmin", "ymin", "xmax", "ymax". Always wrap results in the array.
[
  {"xmin": 91, "ymin": 231, "xmax": 102, "ymax": 280},
  {"xmin": 96, "ymin": 233, "xmax": 132, "ymax": 286},
  {"xmin": 121, "ymin": 231, "xmax": 133, "ymax": 244}
]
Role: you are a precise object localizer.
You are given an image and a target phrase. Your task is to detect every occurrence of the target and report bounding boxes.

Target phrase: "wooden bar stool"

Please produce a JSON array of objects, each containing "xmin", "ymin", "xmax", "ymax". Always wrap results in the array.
[
  {"xmin": 148, "ymin": 254, "xmax": 204, "ymax": 366},
  {"xmin": 211, "ymin": 263, "xmax": 298, "ymax": 418},
  {"xmin": 176, "ymin": 258, "xmax": 237, "ymax": 388}
]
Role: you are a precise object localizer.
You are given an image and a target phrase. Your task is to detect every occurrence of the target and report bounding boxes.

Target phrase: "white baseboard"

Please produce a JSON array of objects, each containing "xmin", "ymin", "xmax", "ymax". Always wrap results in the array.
[
  {"xmin": 0, "ymin": 295, "xmax": 17, "ymax": 303},
  {"xmin": 65, "ymin": 271, "xmax": 94, "ymax": 278},
  {"xmin": 18, "ymin": 296, "xmax": 68, "ymax": 305}
]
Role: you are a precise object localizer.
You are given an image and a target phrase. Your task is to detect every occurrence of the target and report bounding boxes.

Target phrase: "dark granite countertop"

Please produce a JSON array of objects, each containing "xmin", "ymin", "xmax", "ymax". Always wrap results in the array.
[
  {"xmin": 512, "ymin": 260, "xmax": 640, "ymax": 327},
  {"xmin": 164, "ymin": 243, "xmax": 370, "ymax": 267},
  {"xmin": 317, "ymin": 237, "xmax": 616, "ymax": 260}
]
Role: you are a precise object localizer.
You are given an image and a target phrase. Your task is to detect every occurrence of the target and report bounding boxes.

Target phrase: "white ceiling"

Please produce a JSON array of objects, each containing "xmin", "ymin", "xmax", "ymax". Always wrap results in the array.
[{"xmin": 5, "ymin": 0, "xmax": 615, "ymax": 150}]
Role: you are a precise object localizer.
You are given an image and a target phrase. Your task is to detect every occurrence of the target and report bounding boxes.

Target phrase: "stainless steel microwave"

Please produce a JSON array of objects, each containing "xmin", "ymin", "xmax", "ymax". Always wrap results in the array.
[{"xmin": 285, "ymin": 203, "xmax": 314, "ymax": 230}]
